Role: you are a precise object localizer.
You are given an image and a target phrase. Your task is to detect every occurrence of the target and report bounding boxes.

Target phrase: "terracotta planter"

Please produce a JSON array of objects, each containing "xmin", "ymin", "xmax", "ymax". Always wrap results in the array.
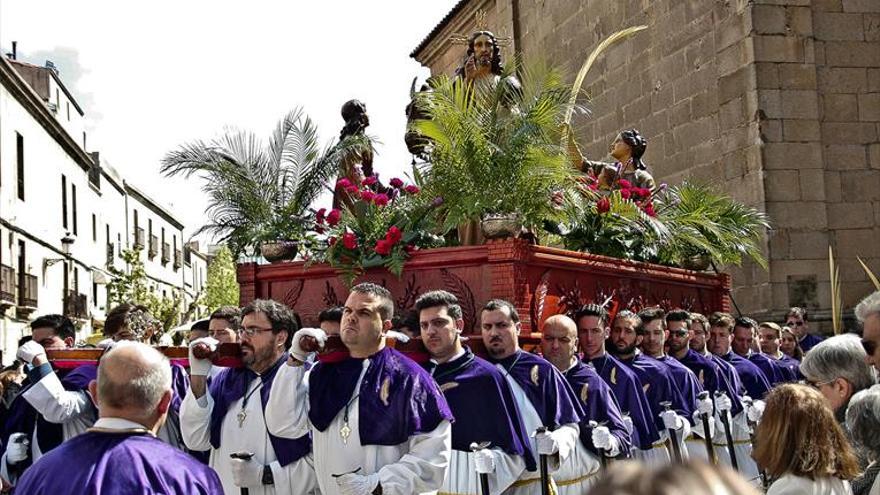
[
  {"xmin": 260, "ymin": 241, "xmax": 298, "ymax": 263},
  {"xmin": 481, "ymin": 214, "xmax": 522, "ymax": 240}
]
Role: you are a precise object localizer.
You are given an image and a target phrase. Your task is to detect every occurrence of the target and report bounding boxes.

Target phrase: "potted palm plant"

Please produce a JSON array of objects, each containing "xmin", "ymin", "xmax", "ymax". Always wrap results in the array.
[{"xmin": 161, "ymin": 108, "xmax": 371, "ymax": 261}]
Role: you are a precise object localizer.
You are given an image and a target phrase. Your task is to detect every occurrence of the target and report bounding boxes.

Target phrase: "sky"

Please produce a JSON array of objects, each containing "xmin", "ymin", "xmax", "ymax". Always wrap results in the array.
[{"xmin": 0, "ymin": 0, "xmax": 459, "ymax": 243}]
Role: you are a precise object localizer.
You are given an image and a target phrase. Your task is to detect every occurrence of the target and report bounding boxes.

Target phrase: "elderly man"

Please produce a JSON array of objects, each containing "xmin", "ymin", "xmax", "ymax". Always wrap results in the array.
[
  {"xmin": 846, "ymin": 384, "xmax": 880, "ymax": 495},
  {"xmin": 800, "ymin": 334, "xmax": 876, "ymax": 425},
  {"xmin": 14, "ymin": 342, "xmax": 222, "ymax": 493},
  {"xmin": 542, "ymin": 314, "xmax": 630, "ymax": 493},
  {"xmin": 416, "ymin": 290, "xmax": 534, "ymax": 495},
  {"xmin": 856, "ymin": 291, "xmax": 880, "ymax": 375},
  {"xmin": 481, "ymin": 300, "xmax": 583, "ymax": 494},
  {"xmin": 267, "ymin": 283, "xmax": 453, "ymax": 495},
  {"xmin": 785, "ymin": 307, "xmax": 824, "ymax": 353}
]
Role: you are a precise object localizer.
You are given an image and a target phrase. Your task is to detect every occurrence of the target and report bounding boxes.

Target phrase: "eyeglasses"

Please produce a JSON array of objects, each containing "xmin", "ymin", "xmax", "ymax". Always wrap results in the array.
[
  {"xmin": 237, "ymin": 326, "xmax": 274, "ymax": 337},
  {"xmin": 786, "ymin": 321, "xmax": 805, "ymax": 327},
  {"xmin": 800, "ymin": 378, "xmax": 833, "ymax": 389},
  {"xmin": 669, "ymin": 330, "xmax": 689, "ymax": 338},
  {"xmin": 862, "ymin": 338, "xmax": 877, "ymax": 356}
]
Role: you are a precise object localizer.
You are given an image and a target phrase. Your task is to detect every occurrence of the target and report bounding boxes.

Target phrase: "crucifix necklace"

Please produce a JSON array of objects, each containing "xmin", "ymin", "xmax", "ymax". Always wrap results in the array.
[
  {"xmin": 237, "ymin": 380, "xmax": 263, "ymax": 428},
  {"xmin": 340, "ymin": 393, "xmax": 360, "ymax": 444}
]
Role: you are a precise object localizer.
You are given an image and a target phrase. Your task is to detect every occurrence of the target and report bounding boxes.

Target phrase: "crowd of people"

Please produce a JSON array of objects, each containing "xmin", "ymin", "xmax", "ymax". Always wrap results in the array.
[{"xmin": 0, "ymin": 285, "xmax": 879, "ymax": 495}]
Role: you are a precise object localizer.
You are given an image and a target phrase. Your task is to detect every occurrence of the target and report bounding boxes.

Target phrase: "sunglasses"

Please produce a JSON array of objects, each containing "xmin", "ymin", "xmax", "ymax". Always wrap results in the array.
[
  {"xmin": 862, "ymin": 338, "xmax": 877, "ymax": 356},
  {"xmin": 669, "ymin": 330, "xmax": 689, "ymax": 338}
]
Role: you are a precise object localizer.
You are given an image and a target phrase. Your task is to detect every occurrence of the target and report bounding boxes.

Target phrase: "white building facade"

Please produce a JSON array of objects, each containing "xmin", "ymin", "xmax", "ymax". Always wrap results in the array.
[{"xmin": 0, "ymin": 53, "xmax": 205, "ymax": 364}]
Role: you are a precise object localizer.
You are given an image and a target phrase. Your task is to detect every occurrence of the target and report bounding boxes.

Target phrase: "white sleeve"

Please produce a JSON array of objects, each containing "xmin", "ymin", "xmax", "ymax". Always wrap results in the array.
[
  {"xmin": 179, "ymin": 387, "xmax": 214, "ymax": 452},
  {"xmin": 547, "ymin": 423, "xmax": 579, "ymax": 471},
  {"xmin": 21, "ymin": 373, "xmax": 94, "ymax": 424},
  {"xmin": 265, "ymin": 363, "xmax": 311, "ymax": 439},
  {"xmin": 376, "ymin": 419, "xmax": 452, "ymax": 495},
  {"xmin": 489, "ymin": 448, "xmax": 526, "ymax": 494},
  {"xmin": 269, "ymin": 455, "xmax": 319, "ymax": 495}
]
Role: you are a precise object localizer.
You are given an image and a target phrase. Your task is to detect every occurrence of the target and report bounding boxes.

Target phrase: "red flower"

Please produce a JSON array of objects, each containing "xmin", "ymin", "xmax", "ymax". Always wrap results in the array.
[
  {"xmin": 342, "ymin": 232, "xmax": 358, "ymax": 250},
  {"xmin": 315, "ymin": 225, "xmax": 325, "ymax": 234},
  {"xmin": 404, "ymin": 185, "xmax": 420, "ymax": 194},
  {"xmin": 374, "ymin": 239, "xmax": 392, "ymax": 256},
  {"xmin": 326, "ymin": 209, "xmax": 341, "ymax": 226},
  {"xmin": 644, "ymin": 203, "xmax": 656, "ymax": 217},
  {"xmin": 362, "ymin": 176, "xmax": 378, "ymax": 186},
  {"xmin": 596, "ymin": 197, "xmax": 611, "ymax": 214},
  {"xmin": 588, "ymin": 182, "xmax": 599, "ymax": 191},
  {"xmin": 390, "ymin": 178, "xmax": 404, "ymax": 188},
  {"xmin": 373, "ymin": 194, "xmax": 389, "ymax": 206},
  {"xmin": 336, "ymin": 178, "xmax": 352, "ymax": 190},
  {"xmin": 385, "ymin": 226, "xmax": 402, "ymax": 244},
  {"xmin": 618, "ymin": 179, "xmax": 632, "ymax": 189},
  {"xmin": 620, "ymin": 189, "xmax": 631, "ymax": 200},
  {"xmin": 344, "ymin": 185, "xmax": 359, "ymax": 195},
  {"xmin": 328, "ymin": 236, "xmax": 337, "ymax": 246},
  {"xmin": 315, "ymin": 208, "xmax": 327, "ymax": 224},
  {"xmin": 360, "ymin": 190, "xmax": 376, "ymax": 202}
]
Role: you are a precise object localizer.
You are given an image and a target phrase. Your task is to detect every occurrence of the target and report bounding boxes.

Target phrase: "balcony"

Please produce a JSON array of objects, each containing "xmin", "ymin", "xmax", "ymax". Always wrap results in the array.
[
  {"xmin": 17, "ymin": 273, "xmax": 38, "ymax": 318},
  {"xmin": 134, "ymin": 227, "xmax": 145, "ymax": 249},
  {"xmin": 161, "ymin": 243, "xmax": 171, "ymax": 265},
  {"xmin": 148, "ymin": 235, "xmax": 158, "ymax": 259},
  {"xmin": 106, "ymin": 242, "xmax": 115, "ymax": 267},
  {"xmin": 63, "ymin": 291, "xmax": 89, "ymax": 320},
  {"xmin": 173, "ymin": 250, "xmax": 182, "ymax": 270},
  {"xmin": 0, "ymin": 264, "xmax": 15, "ymax": 309}
]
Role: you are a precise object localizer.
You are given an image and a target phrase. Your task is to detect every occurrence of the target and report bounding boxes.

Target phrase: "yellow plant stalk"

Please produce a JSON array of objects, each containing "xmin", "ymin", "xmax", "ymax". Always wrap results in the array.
[
  {"xmin": 829, "ymin": 246, "xmax": 842, "ymax": 335},
  {"xmin": 858, "ymin": 257, "xmax": 880, "ymax": 291}
]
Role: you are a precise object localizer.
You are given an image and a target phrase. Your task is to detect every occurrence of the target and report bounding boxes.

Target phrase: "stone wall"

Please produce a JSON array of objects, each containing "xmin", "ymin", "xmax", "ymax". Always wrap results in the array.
[{"xmin": 412, "ymin": 0, "xmax": 880, "ymax": 324}]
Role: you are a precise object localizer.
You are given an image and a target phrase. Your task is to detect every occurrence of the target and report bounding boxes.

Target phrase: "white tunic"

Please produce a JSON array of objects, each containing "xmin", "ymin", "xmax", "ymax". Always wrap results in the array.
[
  {"xmin": 179, "ymin": 375, "xmax": 319, "ymax": 495},
  {"xmin": 767, "ymin": 474, "xmax": 853, "ymax": 495},
  {"xmin": 496, "ymin": 367, "xmax": 579, "ymax": 495},
  {"xmin": 441, "ymin": 448, "xmax": 524, "ymax": 495},
  {"xmin": 265, "ymin": 360, "xmax": 452, "ymax": 495},
  {"xmin": 712, "ymin": 410, "xmax": 761, "ymax": 485}
]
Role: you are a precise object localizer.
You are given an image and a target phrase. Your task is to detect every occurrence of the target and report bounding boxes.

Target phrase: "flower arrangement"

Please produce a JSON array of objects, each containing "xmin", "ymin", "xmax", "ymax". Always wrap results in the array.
[{"xmin": 316, "ymin": 175, "xmax": 443, "ymax": 285}]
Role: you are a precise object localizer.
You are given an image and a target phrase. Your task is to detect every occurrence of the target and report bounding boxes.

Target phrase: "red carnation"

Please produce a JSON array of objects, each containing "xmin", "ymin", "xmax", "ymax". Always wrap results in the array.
[
  {"xmin": 620, "ymin": 189, "xmax": 631, "ymax": 200},
  {"xmin": 360, "ymin": 190, "xmax": 376, "ymax": 202},
  {"xmin": 342, "ymin": 232, "xmax": 358, "ymax": 250},
  {"xmin": 373, "ymin": 194, "xmax": 389, "ymax": 206},
  {"xmin": 326, "ymin": 209, "xmax": 341, "ymax": 226},
  {"xmin": 315, "ymin": 208, "xmax": 327, "ymax": 224},
  {"xmin": 618, "ymin": 179, "xmax": 632, "ymax": 189},
  {"xmin": 404, "ymin": 185, "xmax": 420, "ymax": 194},
  {"xmin": 374, "ymin": 239, "xmax": 392, "ymax": 256},
  {"xmin": 362, "ymin": 176, "xmax": 378, "ymax": 186},
  {"xmin": 328, "ymin": 236, "xmax": 337, "ymax": 246},
  {"xmin": 596, "ymin": 197, "xmax": 611, "ymax": 214},
  {"xmin": 336, "ymin": 178, "xmax": 352, "ymax": 190},
  {"xmin": 390, "ymin": 177, "xmax": 404, "ymax": 188},
  {"xmin": 644, "ymin": 203, "xmax": 656, "ymax": 217},
  {"xmin": 386, "ymin": 226, "xmax": 402, "ymax": 244},
  {"xmin": 344, "ymin": 185, "xmax": 359, "ymax": 195}
]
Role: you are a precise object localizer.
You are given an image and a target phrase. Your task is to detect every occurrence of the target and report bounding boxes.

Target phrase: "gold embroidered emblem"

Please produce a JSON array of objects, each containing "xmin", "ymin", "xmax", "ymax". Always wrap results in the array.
[
  {"xmin": 610, "ymin": 367, "xmax": 618, "ymax": 385},
  {"xmin": 380, "ymin": 377, "xmax": 391, "ymax": 406},
  {"xmin": 580, "ymin": 383, "xmax": 590, "ymax": 404},
  {"xmin": 530, "ymin": 365, "xmax": 540, "ymax": 386},
  {"xmin": 440, "ymin": 382, "xmax": 459, "ymax": 393}
]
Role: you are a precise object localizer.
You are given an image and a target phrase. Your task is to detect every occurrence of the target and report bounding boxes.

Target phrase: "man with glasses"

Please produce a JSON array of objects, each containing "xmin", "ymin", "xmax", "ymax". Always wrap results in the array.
[
  {"xmin": 855, "ymin": 291, "xmax": 880, "ymax": 375},
  {"xmin": 785, "ymin": 307, "xmax": 824, "ymax": 353},
  {"xmin": 181, "ymin": 299, "xmax": 318, "ymax": 495}
]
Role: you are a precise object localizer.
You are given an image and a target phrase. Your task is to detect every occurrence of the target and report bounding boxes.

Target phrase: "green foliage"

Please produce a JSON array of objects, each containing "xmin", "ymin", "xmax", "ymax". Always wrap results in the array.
[
  {"xmin": 204, "ymin": 245, "xmax": 240, "ymax": 311},
  {"xmin": 106, "ymin": 248, "xmax": 183, "ymax": 333},
  {"xmin": 161, "ymin": 108, "xmax": 372, "ymax": 257},
  {"xmin": 412, "ymin": 61, "xmax": 579, "ymax": 234}
]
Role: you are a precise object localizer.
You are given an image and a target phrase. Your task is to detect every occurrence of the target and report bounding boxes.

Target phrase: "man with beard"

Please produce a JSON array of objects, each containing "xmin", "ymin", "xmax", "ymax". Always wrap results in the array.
[
  {"xmin": 576, "ymin": 304, "xmax": 662, "ymax": 464},
  {"xmin": 480, "ymin": 300, "xmax": 583, "ymax": 494},
  {"xmin": 757, "ymin": 322, "xmax": 801, "ymax": 380},
  {"xmin": 416, "ymin": 290, "xmax": 534, "ymax": 495},
  {"xmin": 181, "ymin": 299, "xmax": 318, "ymax": 494},
  {"xmin": 637, "ymin": 308, "xmax": 714, "ymax": 461},
  {"xmin": 542, "ymin": 314, "xmax": 630, "ymax": 493},
  {"xmin": 733, "ymin": 317, "xmax": 794, "ymax": 385},
  {"xmin": 608, "ymin": 311, "xmax": 691, "ymax": 462},
  {"xmin": 266, "ymin": 283, "xmax": 453, "ymax": 495},
  {"xmin": 688, "ymin": 313, "xmax": 745, "ymax": 399}
]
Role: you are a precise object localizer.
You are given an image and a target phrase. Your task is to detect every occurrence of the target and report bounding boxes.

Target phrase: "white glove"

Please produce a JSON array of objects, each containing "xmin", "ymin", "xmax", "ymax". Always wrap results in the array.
[
  {"xmin": 335, "ymin": 472, "xmax": 381, "ymax": 495},
  {"xmin": 660, "ymin": 410, "xmax": 684, "ymax": 430},
  {"xmin": 746, "ymin": 399, "xmax": 765, "ymax": 423},
  {"xmin": 714, "ymin": 392, "xmax": 733, "ymax": 413},
  {"xmin": 591, "ymin": 425, "xmax": 621, "ymax": 456},
  {"xmin": 6, "ymin": 432, "xmax": 30, "ymax": 464},
  {"xmin": 535, "ymin": 429, "xmax": 559, "ymax": 455},
  {"xmin": 16, "ymin": 341, "xmax": 46, "ymax": 366},
  {"xmin": 622, "ymin": 415, "xmax": 634, "ymax": 435},
  {"xmin": 697, "ymin": 395, "xmax": 714, "ymax": 416},
  {"xmin": 691, "ymin": 410, "xmax": 716, "ymax": 439},
  {"xmin": 290, "ymin": 327, "xmax": 327, "ymax": 362},
  {"xmin": 473, "ymin": 448, "xmax": 497, "ymax": 474},
  {"xmin": 188, "ymin": 337, "xmax": 217, "ymax": 377},
  {"xmin": 229, "ymin": 457, "xmax": 262, "ymax": 487}
]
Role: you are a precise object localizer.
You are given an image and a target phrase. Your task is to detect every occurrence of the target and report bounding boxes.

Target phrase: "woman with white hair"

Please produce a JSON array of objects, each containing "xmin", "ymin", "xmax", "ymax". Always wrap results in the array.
[
  {"xmin": 800, "ymin": 334, "xmax": 877, "ymax": 424},
  {"xmin": 847, "ymin": 384, "xmax": 880, "ymax": 495}
]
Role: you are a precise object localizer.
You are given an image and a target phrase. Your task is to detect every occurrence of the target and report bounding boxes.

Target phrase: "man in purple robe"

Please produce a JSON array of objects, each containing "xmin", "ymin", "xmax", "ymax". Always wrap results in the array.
[
  {"xmin": 575, "ymin": 304, "xmax": 662, "ymax": 463},
  {"xmin": 709, "ymin": 313, "xmax": 772, "ymax": 400},
  {"xmin": 689, "ymin": 313, "xmax": 745, "ymax": 399},
  {"xmin": 15, "ymin": 342, "xmax": 222, "ymax": 494},
  {"xmin": 785, "ymin": 307, "xmax": 824, "ymax": 353},
  {"xmin": 757, "ymin": 321, "xmax": 802, "ymax": 380},
  {"xmin": 266, "ymin": 283, "xmax": 454, "ymax": 495},
  {"xmin": 732, "ymin": 317, "xmax": 792, "ymax": 385},
  {"xmin": 480, "ymin": 300, "xmax": 584, "ymax": 494},
  {"xmin": 181, "ymin": 299, "xmax": 318, "ymax": 494},
  {"xmin": 542, "ymin": 314, "xmax": 630, "ymax": 493},
  {"xmin": 416, "ymin": 290, "xmax": 534, "ymax": 495}
]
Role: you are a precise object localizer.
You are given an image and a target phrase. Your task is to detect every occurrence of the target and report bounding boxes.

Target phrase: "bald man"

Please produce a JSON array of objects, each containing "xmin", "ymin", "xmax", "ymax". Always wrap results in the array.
[
  {"xmin": 542, "ymin": 315, "xmax": 631, "ymax": 493},
  {"xmin": 15, "ymin": 343, "xmax": 222, "ymax": 494}
]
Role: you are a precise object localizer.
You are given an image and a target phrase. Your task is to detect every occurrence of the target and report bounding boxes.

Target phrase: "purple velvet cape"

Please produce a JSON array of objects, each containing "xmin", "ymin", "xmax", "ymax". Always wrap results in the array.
[
  {"xmin": 718, "ymin": 351, "xmax": 772, "ymax": 400},
  {"xmin": 563, "ymin": 360, "xmax": 632, "ymax": 457},
  {"xmin": 209, "ymin": 353, "xmax": 311, "ymax": 466},
  {"xmin": 617, "ymin": 353, "xmax": 692, "ymax": 429},
  {"xmin": 747, "ymin": 352, "xmax": 792, "ymax": 385},
  {"xmin": 655, "ymin": 355, "xmax": 704, "ymax": 424},
  {"xmin": 425, "ymin": 348, "xmax": 536, "ymax": 471},
  {"xmin": 798, "ymin": 333, "xmax": 824, "ymax": 353},
  {"xmin": 588, "ymin": 354, "xmax": 660, "ymax": 449},
  {"xmin": 776, "ymin": 354, "xmax": 803, "ymax": 380},
  {"xmin": 308, "ymin": 347, "xmax": 453, "ymax": 446},
  {"xmin": 677, "ymin": 349, "xmax": 744, "ymax": 416},
  {"xmin": 14, "ymin": 430, "xmax": 222, "ymax": 494}
]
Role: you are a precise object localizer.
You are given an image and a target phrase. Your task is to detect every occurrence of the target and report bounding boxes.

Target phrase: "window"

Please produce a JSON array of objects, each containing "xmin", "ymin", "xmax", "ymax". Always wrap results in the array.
[
  {"xmin": 16, "ymin": 133, "xmax": 24, "ymax": 200},
  {"xmin": 71, "ymin": 184, "xmax": 78, "ymax": 235},
  {"xmin": 92, "ymin": 214, "xmax": 97, "ymax": 242},
  {"xmin": 61, "ymin": 175, "xmax": 68, "ymax": 229}
]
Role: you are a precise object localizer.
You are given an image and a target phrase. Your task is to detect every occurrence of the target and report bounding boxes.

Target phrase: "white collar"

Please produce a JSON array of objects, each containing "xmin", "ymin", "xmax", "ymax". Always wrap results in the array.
[
  {"xmin": 430, "ymin": 348, "xmax": 466, "ymax": 366},
  {"xmin": 93, "ymin": 417, "xmax": 150, "ymax": 431}
]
